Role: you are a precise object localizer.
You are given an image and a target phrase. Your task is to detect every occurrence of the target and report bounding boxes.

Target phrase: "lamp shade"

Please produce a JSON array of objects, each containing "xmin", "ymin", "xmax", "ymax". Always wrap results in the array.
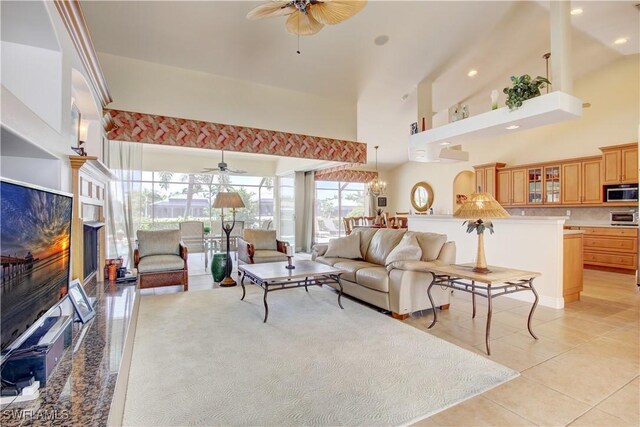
[
  {"xmin": 453, "ymin": 192, "xmax": 510, "ymax": 220},
  {"xmin": 213, "ymin": 192, "xmax": 245, "ymax": 209}
]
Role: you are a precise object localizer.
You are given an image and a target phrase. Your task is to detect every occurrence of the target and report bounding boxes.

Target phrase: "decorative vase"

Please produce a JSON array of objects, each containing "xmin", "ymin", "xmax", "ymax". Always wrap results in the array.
[
  {"xmin": 211, "ymin": 253, "xmax": 227, "ymax": 283},
  {"xmin": 491, "ymin": 90, "xmax": 499, "ymax": 110}
]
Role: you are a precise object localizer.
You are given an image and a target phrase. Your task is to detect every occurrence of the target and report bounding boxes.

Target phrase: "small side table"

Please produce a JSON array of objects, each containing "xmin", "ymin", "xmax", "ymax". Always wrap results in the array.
[{"xmin": 426, "ymin": 263, "xmax": 541, "ymax": 355}]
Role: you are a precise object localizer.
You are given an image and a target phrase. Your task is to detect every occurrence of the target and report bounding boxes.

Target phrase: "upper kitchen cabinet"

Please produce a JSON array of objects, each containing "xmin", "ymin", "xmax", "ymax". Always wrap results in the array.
[
  {"xmin": 561, "ymin": 157, "xmax": 602, "ymax": 205},
  {"xmin": 473, "ymin": 163, "xmax": 505, "ymax": 197},
  {"xmin": 601, "ymin": 143, "xmax": 638, "ymax": 185}
]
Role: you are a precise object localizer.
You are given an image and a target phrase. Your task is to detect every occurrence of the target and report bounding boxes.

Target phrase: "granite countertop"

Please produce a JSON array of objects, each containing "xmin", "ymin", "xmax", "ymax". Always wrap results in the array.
[
  {"xmin": 565, "ymin": 220, "xmax": 638, "ymax": 229},
  {"xmin": 1, "ymin": 280, "xmax": 137, "ymax": 426}
]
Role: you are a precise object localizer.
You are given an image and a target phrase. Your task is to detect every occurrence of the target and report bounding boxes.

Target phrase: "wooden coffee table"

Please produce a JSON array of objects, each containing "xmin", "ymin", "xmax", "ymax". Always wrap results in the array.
[{"xmin": 238, "ymin": 260, "xmax": 344, "ymax": 322}]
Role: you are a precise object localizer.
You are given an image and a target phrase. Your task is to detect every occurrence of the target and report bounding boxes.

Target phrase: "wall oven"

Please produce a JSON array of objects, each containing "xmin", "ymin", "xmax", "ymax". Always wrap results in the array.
[{"xmin": 605, "ymin": 185, "xmax": 638, "ymax": 203}]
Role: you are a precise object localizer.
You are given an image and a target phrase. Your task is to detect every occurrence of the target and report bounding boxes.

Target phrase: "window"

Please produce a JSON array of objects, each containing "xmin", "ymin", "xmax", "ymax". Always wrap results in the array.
[
  {"xmin": 314, "ymin": 181, "xmax": 365, "ymax": 243},
  {"xmin": 130, "ymin": 171, "xmax": 274, "ymax": 232}
]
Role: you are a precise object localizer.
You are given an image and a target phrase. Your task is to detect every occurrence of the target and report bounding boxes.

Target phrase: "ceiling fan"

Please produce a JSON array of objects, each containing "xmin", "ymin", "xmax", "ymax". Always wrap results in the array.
[
  {"xmin": 201, "ymin": 151, "xmax": 247, "ymax": 175},
  {"xmin": 246, "ymin": 0, "xmax": 367, "ymax": 36}
]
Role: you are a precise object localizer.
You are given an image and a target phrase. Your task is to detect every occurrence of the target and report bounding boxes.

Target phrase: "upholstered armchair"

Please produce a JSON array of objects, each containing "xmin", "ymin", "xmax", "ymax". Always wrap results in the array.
[
  {"xmin": 134, "ymin": 229, "xmax": 189, "ymax": 291},
  {"xmin": 237, "ymin": 229, "xmax": 289, "ymax": 265}
]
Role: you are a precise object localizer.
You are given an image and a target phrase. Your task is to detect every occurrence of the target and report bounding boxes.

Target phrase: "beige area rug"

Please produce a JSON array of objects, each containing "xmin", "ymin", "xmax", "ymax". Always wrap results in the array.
[{"xmin": 123, "ymin": 285, "xmax": 518, "ymax": 426}]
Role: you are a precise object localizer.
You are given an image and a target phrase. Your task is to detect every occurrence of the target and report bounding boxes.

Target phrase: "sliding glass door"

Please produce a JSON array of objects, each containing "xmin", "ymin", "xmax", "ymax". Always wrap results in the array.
[
  {"xmin": 278, "ymin": 174, "xmax": 295, "ymax": 246},
  {"xmin": 314, "ymin": 180, "xmax": 365, "ymax": 243}
]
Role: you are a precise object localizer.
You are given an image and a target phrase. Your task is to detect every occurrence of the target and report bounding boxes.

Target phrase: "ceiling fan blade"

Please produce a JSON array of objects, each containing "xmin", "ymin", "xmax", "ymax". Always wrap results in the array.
[
  {"xmin": 308, "ymin": 0, "xmax": 367, "ymax": 25},
  {"xmin": 227, "ymin": 168, "xmax": 248, "ymax": 175},
  {"xmin": 286, "ymin": 10, "xmax": 324, "ymax": 35},
  {"xmin": 246, "ymin": 1, "xmax": 295, "ymax": 20}
]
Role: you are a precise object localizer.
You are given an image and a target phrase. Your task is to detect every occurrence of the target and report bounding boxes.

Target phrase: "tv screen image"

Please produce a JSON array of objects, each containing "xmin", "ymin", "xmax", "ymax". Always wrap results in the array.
[{"xmin": 0, "ymin": 179, "xmax": 73, "ymax": 352}]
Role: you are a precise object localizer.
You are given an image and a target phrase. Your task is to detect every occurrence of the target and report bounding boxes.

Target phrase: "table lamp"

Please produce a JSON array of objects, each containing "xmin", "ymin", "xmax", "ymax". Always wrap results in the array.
[
  {"xmin": 213, "ymin": 191, "xmax": 245, "ymax": 286},
  {"xmin": 453, "ymin": 191, "xmax": 510, "ymax": 274}
]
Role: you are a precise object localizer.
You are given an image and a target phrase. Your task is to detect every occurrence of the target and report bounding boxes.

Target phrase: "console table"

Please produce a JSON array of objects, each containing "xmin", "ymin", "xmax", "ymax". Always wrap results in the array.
[{"xmin": 426, "ymin": 264, "xmax": 541, "ymax": 355}]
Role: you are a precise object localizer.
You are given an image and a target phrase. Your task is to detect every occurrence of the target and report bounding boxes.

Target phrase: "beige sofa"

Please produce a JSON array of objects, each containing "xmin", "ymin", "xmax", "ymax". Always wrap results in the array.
[{"xmin": 311, "ymin": 228, "xmax": 455, "ymax": 319}]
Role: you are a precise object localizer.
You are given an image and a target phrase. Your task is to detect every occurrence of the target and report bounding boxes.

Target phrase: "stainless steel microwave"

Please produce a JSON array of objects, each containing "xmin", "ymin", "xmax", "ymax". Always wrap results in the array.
[
  {"xmin": 605, "ymin": 185, "xmax": 638, "ymax": 202},
  {"xmin": 610, "ymin": 210, "xmax": 638, "ymax": 226}
]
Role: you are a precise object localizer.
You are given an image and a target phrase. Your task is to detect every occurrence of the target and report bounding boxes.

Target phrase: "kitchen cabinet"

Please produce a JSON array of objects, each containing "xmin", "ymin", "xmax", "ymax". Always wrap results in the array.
[
  {"xmin": 497, "ymin": 168, "xmax": 526, "ymax": 206},
  {"xmin": 473, "ymin": 163, "xmax": 505, "ymax": 197},
  {"xmin": 561, "ymin": 158, "xmax": 602, "ymax": 205},
  {"xmin": 563, "ymin": 232, "xmax": 584, "ymax": 303},
  {"xmin": 601, "ymin": 143, "xmax": 638, "ymax": 185},
  {"xmin": 577, "ymin": 226, "xmax": 638, "ymax": 272},
  {"xmin": 528, "ymin": 165, "xmax": 561, "ymax": 205}
]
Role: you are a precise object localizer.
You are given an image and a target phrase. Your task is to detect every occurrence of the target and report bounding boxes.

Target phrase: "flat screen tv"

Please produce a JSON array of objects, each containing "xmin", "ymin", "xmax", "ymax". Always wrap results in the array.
[{"xmin": 0, "ymin": 178, "xmax": 73, "ymax": 352}]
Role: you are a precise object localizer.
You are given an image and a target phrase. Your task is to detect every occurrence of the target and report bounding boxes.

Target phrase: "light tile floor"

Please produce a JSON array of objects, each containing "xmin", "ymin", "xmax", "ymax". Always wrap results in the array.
[
  {"xmin": 409, "ymin": 269, "xmax": 639, "ymax": 426},
  {"xmin": 140, "ymin": 263, "xmax": 639, "ymax": 426}
]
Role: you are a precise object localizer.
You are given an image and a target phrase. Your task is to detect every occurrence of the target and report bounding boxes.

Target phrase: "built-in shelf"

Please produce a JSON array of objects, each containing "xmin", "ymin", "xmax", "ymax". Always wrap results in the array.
[{"xmin": 409, "ymin": 91, "xmax": 583, "ymax": 160}]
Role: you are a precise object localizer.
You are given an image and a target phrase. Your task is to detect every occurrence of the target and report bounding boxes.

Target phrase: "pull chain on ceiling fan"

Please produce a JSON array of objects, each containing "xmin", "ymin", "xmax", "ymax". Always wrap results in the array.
[{"xmin": 247, "ymin": 0, "xmax": 367, "ymax": 53}]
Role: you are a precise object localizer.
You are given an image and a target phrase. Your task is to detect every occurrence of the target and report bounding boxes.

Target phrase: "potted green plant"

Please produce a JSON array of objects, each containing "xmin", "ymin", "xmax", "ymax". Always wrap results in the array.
[
  {"xmin": 203, "ymin": 226, "xmax": 211, "ymax": 234},
  {"xmin": 503, "ymin": 75, "xmax": 551, "ymax": 110}
]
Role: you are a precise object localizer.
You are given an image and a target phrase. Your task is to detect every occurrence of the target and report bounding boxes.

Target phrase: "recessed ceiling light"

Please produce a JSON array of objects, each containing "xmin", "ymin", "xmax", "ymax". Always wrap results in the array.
[
  {"xmin": 505, "ymin": 125, "xmax": 520, "ymax": 130},
  {"xmin": 467, "ymin": 69, "xmax": 478, "ymax": 77},
  {"xmin": 439, "ymin": 142, "xmax": 451, "ymax": 146},
  {"xmin": 374, "ymin": 35, "xmax": 389, "ymax": 46},
  {"xmin": 570, "ymin": 8, "xmax": 583, "ymax": 15},
  {"xmin": 614, "ymin": 37, "xmax": 628, "ymax": 45}
]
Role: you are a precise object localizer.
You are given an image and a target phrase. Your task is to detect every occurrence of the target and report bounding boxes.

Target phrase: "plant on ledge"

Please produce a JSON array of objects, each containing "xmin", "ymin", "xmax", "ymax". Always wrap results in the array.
[{"xmin": 503, "ymin": 75, "xmax": 551, "ymax": 110}]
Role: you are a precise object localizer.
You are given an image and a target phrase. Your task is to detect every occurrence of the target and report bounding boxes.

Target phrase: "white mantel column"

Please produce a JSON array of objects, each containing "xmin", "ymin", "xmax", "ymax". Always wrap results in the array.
[{"xmin": 550, "ymin": 1, "xmax": 573, "ymax": 94}]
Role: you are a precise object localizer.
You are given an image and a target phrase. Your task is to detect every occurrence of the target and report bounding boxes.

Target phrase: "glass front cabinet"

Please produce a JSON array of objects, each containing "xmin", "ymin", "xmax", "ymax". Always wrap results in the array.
[
  {"xmin": 544, "ymin": 166, "xmax": 561, "ymax": 204},
  {"xmin": 527, "ymin": 168, "xmax": 543, "ymax": 204},
  {"xmin": 527, "ymin": 165, "xmax": 562, "ymax": 205}
]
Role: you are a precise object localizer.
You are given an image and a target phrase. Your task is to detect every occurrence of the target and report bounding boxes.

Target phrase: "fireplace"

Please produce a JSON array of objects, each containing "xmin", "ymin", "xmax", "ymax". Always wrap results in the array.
[
  {"xmin": 83, "ymin": 222, "xmax": 104, "ymax": 280},
  {"xmin": 69, "ymin": 155, "xmax": 114, "ymax": 291}
]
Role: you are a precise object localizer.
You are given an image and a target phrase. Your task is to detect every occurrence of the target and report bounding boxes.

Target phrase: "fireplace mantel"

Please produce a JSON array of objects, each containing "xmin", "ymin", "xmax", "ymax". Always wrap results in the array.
[{"xmin": 69, "ymin": 155, "xmax": 115, "ymax": 282}]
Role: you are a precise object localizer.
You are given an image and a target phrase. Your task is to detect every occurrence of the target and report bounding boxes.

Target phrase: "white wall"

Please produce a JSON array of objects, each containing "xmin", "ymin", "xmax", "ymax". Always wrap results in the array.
[
  {"xmin": 1, "ymin": 41, "xmax": 63, "ymax": 133},
  {"xmin": 99, "ymin": 53, "xmax": 358, "ymax": 142},
  {"xmin": 388, "ymin": 54, "xmax": 640, "ymax": 214},
  {"xmin": 1, "ymin": 1, "xmax": 106, "ymax": 193}
]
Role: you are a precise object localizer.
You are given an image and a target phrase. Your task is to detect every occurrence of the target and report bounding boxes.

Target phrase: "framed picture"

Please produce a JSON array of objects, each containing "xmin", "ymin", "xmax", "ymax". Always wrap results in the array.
[
  {"xmin": 410, "ymin": 122, "xmax": 418, "ymax": 135},
  {"xmin": 68, "ymin": 279, "xmax": 95, "ymax": 324},
  {"xmin": 377, "ymin": 196, "xmax": 387, "ymax": 207}
]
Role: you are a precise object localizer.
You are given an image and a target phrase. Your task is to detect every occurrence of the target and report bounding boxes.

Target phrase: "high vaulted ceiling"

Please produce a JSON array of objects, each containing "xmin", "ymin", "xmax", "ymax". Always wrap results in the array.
[{"xmin": 81, "ymin": 1, "xmax": 638, "ymax": 169}]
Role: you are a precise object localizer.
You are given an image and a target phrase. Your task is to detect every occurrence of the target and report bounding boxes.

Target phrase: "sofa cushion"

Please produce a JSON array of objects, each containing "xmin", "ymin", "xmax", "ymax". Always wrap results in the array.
[
  {"xmin": 138, "ymin": 254, "xmax": 185, "ymax": 273},
  {"xmin": 386, "ymin": 259, "xmax": 448, "ymax": 272},
  {"xmin": 364, "ymin": 229, "xmax": 406, "ymax": 265},
  {"xmin": 137, "ymin": 230, "xmax": 181, "ymax": 258},
  {"xmin": 325, "ymin": 233, "xmax": 361, "ymax": 259},
  {"xmin": 355, "ymin": 267, "xmax": 390, "ymax": 292},
  {"xmin": 315, "ymin": 256, "xmax": 344, "ymax": 267},
  {"xmin": 385, "ymin": 234, "xmax": 422, "ymax": 266},
  {"xmin": 333, "ymin": 260, "xmax": 378, "ymax": 282},
  {"xmin": 243, "ymin": 229, "xmax": 277, "ymax": 251},
  {"xmin": 351, "ymin": 228, "xmax": 379, "ymax": 259},
  {"xmin": 408, "ymin": 231, "xmax": 448, "ymax": 261},
  {"xmin": 251, "ymin": 249, "xmax": 289, "ymax": 263}
]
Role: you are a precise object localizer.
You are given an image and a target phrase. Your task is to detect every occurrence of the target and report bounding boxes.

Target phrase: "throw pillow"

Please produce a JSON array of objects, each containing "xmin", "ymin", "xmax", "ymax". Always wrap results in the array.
[
  {"xmin": 324, "ymin": 233, "xmax": 361, "ymax": 259},
  {"xmin": 411, "ymin": 232, "xmax": 447, "ymax": 261},
  {"xmin": 385, "ymin": 234, "xmax": 422, "ymax": 266}
]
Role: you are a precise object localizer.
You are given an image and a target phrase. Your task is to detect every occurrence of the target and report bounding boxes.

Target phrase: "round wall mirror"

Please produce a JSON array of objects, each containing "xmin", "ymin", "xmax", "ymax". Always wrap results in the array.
[{"xmin": 410, "ymin": 182, "xmax": 434, "ymax": 212}]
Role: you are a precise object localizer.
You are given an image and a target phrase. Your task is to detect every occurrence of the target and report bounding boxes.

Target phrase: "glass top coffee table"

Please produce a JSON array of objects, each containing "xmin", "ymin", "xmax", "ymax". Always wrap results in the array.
[{"xmin": 238, "ymin": 260, "xmax": 344, "ymax": 322}]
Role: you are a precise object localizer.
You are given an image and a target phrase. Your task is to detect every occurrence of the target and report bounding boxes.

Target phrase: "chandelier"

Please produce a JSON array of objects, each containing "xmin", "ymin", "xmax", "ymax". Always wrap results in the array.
[{"xmin": 367, "ymin": 145, "xmax": 386, "ymax": 196}]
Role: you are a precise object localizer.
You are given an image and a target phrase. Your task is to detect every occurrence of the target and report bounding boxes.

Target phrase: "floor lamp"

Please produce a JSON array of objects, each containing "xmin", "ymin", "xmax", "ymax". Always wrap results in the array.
[
  {"xmin": 453, "ymin": 191, "xmax": 510, "ymax": 274},
  {"xmin": 213, "ymin": 191, "xmax": 245, "ymax": 287}
]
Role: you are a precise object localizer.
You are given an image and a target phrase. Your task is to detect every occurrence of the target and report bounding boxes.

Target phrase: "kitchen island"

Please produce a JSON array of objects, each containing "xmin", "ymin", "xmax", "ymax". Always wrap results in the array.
[{"xmin": 409, "ymin": 215, "xmax": 572, "ymax": 308}]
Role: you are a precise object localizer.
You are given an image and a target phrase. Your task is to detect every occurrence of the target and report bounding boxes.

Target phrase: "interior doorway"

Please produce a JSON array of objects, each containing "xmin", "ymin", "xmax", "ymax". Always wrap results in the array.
[{"xmin": 452, "ymin": 171, "xmax": 474, "ymax": 213}]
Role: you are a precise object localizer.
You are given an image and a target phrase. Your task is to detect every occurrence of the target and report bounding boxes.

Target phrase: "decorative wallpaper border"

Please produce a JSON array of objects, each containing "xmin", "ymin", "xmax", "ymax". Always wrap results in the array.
[
  {"xmin": 105, "ymin": 109, "xmax": 367, "ymax": 164},
  {"xmin": 314, "ymin": 168, "xmax": 377, "ymax": 183}
]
